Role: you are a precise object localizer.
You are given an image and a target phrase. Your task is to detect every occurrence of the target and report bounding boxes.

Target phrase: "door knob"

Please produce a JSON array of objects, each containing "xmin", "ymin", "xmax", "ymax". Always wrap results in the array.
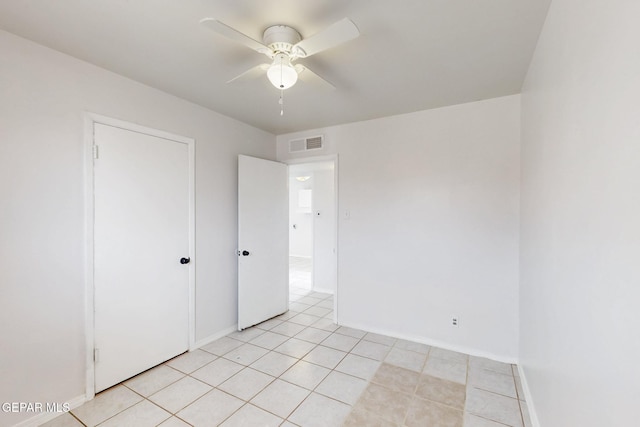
[
  {"xmin": 180, "ymin": 257, "xmax": 191, "ymax": 264},
  {"xmin": 241, "ymin": 250, "xmax": 250, "ymax": 256}
]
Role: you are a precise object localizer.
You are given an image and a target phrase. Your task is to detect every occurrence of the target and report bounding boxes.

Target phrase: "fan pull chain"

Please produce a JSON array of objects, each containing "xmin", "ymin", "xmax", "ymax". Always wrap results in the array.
[{"xmin": 279, "ymin": 90, "xmax": 284, "ymax": 116}]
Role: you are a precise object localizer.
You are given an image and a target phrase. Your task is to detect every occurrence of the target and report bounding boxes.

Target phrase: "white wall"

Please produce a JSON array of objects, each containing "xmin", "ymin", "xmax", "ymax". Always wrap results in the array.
[
  {"xmin": 519, "ymin": 0, "xmax": 640, "ymax": 425},
  {"xmin": 278, "ymin": 95, "xmax": 521, "ymax": 360},
  {"xmin": 0, "ymin": 30, "xmax": 274, "ymax": 427}
]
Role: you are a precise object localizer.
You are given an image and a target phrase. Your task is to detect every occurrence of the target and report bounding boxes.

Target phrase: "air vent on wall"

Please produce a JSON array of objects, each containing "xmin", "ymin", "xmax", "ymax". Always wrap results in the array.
[{"xmin": 289, "ymin": 135, "xmax": 324, "ymax": 153}]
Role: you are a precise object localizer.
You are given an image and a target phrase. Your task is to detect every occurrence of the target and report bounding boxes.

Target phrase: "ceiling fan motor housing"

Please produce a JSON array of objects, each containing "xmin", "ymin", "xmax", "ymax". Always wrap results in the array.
[{"xmin": 263, "ymin": 25, "xmax": 302, "ymax": 54}]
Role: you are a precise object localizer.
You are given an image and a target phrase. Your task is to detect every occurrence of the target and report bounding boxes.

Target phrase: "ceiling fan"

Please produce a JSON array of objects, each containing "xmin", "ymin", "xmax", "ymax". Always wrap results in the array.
[{"xmin": 200, "ymin": 17, "xmax": 360, "ymax": 92}]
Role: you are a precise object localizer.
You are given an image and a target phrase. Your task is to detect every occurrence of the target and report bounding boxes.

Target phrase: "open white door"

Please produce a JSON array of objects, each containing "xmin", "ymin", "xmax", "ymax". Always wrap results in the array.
[
  {"xmin": 238, "ymin": 155, "xmax": 288, "ymax": 330},
  {"xmin": 93, "ymin": 122, "xmax": 191, "ymax": 392}
]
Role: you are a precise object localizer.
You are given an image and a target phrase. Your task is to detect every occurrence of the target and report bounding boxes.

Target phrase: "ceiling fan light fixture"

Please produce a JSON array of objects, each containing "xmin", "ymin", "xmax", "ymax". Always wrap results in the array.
[{"xmin": 267, "ymin": 53, "xmax": 298, "ymax": 90}]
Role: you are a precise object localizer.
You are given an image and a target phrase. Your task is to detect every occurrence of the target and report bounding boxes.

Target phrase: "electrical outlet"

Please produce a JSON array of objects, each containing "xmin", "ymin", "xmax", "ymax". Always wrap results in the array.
[{"xmin": 452, "ymin": 317, "xmax": 458, "ymax": 326}]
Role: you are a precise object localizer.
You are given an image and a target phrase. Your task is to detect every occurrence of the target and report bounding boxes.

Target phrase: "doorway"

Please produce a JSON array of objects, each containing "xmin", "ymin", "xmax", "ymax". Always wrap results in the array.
[{"xmin": 287, "ymin": 160, "xmax": 337, "ymax": 309}]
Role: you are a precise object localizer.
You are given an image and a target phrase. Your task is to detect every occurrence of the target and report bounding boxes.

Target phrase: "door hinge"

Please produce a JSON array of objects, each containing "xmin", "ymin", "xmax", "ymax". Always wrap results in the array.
[
  {"xmin": 94, "ymin": 348, "xmax": 100, "ymax": 363},
  {"xmin": 93, "ymin": 145, "xmax": 99, "ymax": 159}
]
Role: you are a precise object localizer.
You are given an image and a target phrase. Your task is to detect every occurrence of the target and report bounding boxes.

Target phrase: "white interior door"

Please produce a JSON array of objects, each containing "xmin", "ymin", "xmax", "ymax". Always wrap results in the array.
[
  {"xmin": 238, "ymin": 155, "xmax": 288, "ymax": 330},
  {"xmin": 93, "ymin": 122, "xmax": 190, "ymax": 392}
]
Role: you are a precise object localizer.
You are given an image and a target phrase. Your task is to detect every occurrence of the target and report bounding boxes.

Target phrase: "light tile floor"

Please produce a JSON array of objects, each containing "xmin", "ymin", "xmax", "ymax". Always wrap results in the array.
[
  {"xmin": 42, "ymin": 260, "xmax": 531, "ymax": 427},
  {"xmin": 289, "ymin": 256, "xmax": 312, "ymax": 291}
]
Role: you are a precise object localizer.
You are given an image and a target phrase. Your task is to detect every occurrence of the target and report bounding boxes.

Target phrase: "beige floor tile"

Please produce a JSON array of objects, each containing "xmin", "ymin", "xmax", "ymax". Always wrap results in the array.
[
  {"xmin": 148, "ymin": 376, "xmax": 212, "ymax": 414},
  {"xmin": 227, "ymin": 327, "xmax": 265, "ymax": 342},
  {"xmin": 469, "ymin": 356, "xmax": 512, "ymax": 375},
  {"xmin": 335, "ymin": 326, "xmax": 367, "ymax": 339},
  {"xmin": 157, "ymin": 416, "xmax": 192, "ymax": 427},
  {"xmin": 385, "ymin": 347, "xmax": 427, "ymax": 372},
  {"xmin": 405, "ymin": 396, "xmax": 463, "ymax": 427},
  {"xmin": 98, "ymin": 400, "xmax": 170, "ymax": 427},
  {"xmin": 302, "ymin": 345, "xmax": 347, "ymax": 369},
  {"xmin": 176, "ymin": 389, "xmax": 244, "ymax": 426},
  {"xmin": 218, "ymin": 367, "xmax": 275, "ymax": 401},
  {"xmin": 275, "ymin": 311, "xmax": 298, "ymax": 321},
  {"xmin": 190, "ymin": 358, "xmax": 243, "ymax": 387},
  {"xmin": 351, "ymin": 340, "xmax": 391, "ymax": 361},
  {"xmin": 40, "ymin": 413, "xmax": 84, "ymax": 427},
  {"xmin": 430, "ymin": 347, "xmax": 469, "ymax": 363},
  {"xmin": 200, "ymin": 336, "xmax": 243, "ymax": 356},
  {"xmin": 280, "ymin": 360, "xmax": 331, "ymax": 390},
  {"xmin": 311, "ymin": 317, "xmax": 340, "ymax": 332},
  {"xmin": 219, "ymin": 403, "xmax": 283, "ymax": 427},
  {"xmin": 415, "ymin": 374, "xmax": 466, "ymax": 410},
  {"xmin": 223, "ymin": 343, "xmax": 269, "ymax": 365},
  {"xmin": 298, "ymin": 296, "xmax": 324, "ymax": 306},
  {"xmin": 250, "ymin": 350, "xmax": 298, "ymax": 377},
  {"xmin": 289, "ymin": 302, "xmax": 312, "ymax": 312},
  {"xmin": 316, "ymin": 299, "xmax": 335, "ymax": 309},
  {"xmin": 165, "ymin": 349, "xmax": 217, "ymax": 374},
  {"xmin": 273, "ymin": 337, "xmax": 316, "ymax": 359},
  {"xmin": 288, "ymin": 313, "xmax": 322, "ymax": 326},
  {"xmin": 465, "ymin": 388, "xmax": 523, "ymax": 427},
  {"xmin": 423, "ymin": 355, "xmax": 468, "ymax": 385},
  {"xmin": 355, "ymin": 383, "xmax": 412, "ymax": 424},
  {"xmin": 288, "ymin": 392, "xmax": 351, "ymax": 427},
  {"xmin": 335, "ymin": 354, "xmax": 382, "ymax": 380},
  {"xmin": 249, "ymin": 331, "xmax": 290, "ymax": 350},
  {"xmin": 270, "ymin": 321, "xmax": 307, "ymax": 337},
  {"xmin": 468, "ymin": 368, "xmax": 517, "ymax": 398},
  {"xmin": 255, "ymin": 317, "xmax": 283, "ymax": 331},
  {"xmin": 250, "ymin": 379, "xmax": 310, "ymax": 418},
  {"xmin": 304, "ymin": 306, "xmax": 332, "ymax": 317},
  {"xmin": 71, "ymin": 385, "xmax": 142, "ymax": 426},
  {"xmin": 363, "ymin": 332, "xmax": 397, "ymax": 346},
  {"xmin": 464, "ymin": 412, "xmax": 513, "ymax": 426},
  {"xmin": 295, "ymin": 327, "xmax": 332, "ymax": 344},
  {"xmin": 371, "ymin": 363, "xmax": 420, "ymax": 394},
  {"xmin": 123, "ymin": 365, "xmax": 184, "ymax": 397},
  {"xmin": 394, "ymin": 339, "xmax": 431, "ymax": 354},
  {"xmin": 343, "ymin": 407, "xmax": 398, "ymax": 427},
  {"xmin": 315, "ymin": 371, "xmax": 368, "ymax": 405},
  {"xmin": 321, "ymin": 332, "xmax": 359, "ymax": 352}
]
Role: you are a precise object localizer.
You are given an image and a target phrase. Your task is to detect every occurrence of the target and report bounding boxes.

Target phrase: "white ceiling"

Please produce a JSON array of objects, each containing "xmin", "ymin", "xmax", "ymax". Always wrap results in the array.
[{"xmin": 0, "ymin": 0, "xmax": 550, "ymax": 135}]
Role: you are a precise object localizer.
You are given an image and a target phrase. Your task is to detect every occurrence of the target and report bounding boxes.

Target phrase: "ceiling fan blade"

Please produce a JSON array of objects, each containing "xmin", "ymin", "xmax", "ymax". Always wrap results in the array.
[
  {"xmin": 294, "ymin": 64, "xmax": 336, "ymax": 91},
  {"xmin": 200, "ymin": 18, "xmax": 272, "ymax": 56},
  {"xmin": 293, "ymin": 18, "xmax": 360, "ymax": 58},
  {"xmin": 226, "ymin": 64, "xmax": 270, "ymax": 84}
]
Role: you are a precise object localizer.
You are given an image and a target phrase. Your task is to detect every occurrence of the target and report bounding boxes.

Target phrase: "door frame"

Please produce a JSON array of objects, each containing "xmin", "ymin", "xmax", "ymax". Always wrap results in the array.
[
  {"xmin": 83, "ymin": 113, "xmax": 196, "ymax": 400},
  {"xmin": 284, "ymin": 155, "xmax": 339, "ymax": 324}
]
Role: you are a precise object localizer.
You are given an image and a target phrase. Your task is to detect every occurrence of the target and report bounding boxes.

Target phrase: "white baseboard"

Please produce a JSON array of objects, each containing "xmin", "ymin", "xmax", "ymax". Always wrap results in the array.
[
  {"xmin": 191, "ymin": 324, "xmax": 238, "ymax": 350},
  {"xmin": 517, "ymin": 365, "xmax": 541, "ymax": 427},
  {"xmin": 338, "ymin": 320, "xmax": 518, "ymax": 364},
  {"xmin": 288, "ymin": 254, "xmax": 311, "ymax": 259},
  {"xmin": 11, "ymin": 394, "xmax": 86, "ymax": 427}
]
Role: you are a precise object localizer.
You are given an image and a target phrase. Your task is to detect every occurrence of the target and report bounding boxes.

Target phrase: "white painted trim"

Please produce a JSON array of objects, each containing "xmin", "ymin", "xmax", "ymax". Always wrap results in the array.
[
  {"xmin": 284, "ymin": 154, "xmax": 339, "ymax": 325},
  {"xmin": 288, "ymin": 254, "xmax": 312, "ymax": 259},
  {"xmin": 83, "ymin": 114, "xmax": 96, "ymax": 402},
  {"xmin": 192, "ymin": 324, "xmax": 239, "ymax": 350},
  {"xmin": 339, "ymin": 320, "xmax": 519, "ymax": 365},
  {"xmin": 517, "ymin": 365, "xmax": 540, "ymax": 427},
  {"xmin": 83, "ymin": 113, "xmax": 196, "ymax": 399},
  {"xmin": 12, "ymin": 394, "xmax": 86, "ymax": 427}
]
